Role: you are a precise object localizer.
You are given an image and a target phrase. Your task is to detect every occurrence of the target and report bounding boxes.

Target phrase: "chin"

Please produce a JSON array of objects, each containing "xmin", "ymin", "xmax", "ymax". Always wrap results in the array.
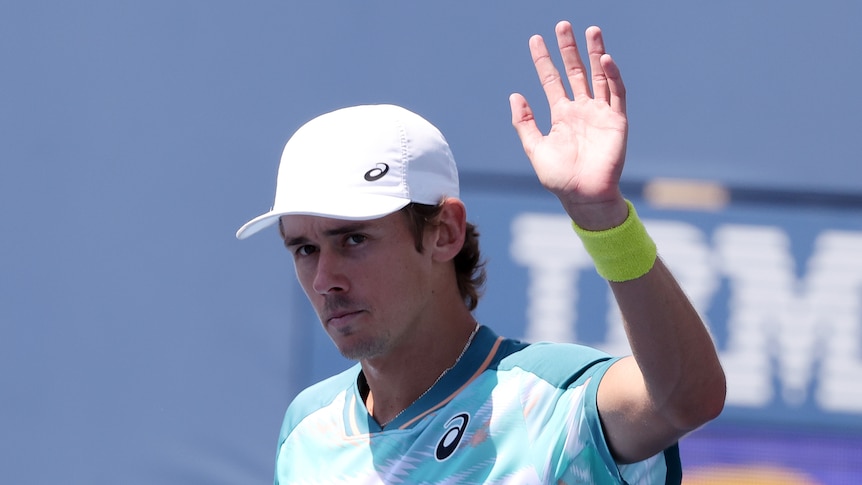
[{"xmin": 336, "ymin": 335, "xmax": 389, "ymax": 361}]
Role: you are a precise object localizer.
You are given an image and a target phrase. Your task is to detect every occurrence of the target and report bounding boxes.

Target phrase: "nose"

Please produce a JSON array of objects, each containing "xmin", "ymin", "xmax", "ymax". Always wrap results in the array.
[{"xmin": 311, "ymin": 249, "xmax": 348, "ymax": 295}]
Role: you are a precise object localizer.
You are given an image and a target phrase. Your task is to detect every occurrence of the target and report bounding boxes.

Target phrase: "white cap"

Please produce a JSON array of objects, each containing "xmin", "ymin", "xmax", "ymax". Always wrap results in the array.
[{"xmin": 236, "ymin": 104, "xmax": 460, "ymax": 239}]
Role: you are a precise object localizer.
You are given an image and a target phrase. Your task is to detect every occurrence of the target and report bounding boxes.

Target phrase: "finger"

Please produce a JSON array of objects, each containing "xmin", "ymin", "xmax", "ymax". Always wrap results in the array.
[
  {"xmin": 509, "ymin": 93, "xmax": 543, "ymax": 159},
  {"xmin": 529, "ymin": 34, "xmax": 569, "ymax": 108},
  {"xmin": 601, "ymin": 54, "xmax": 627, "ymax": 114},
  {"xmin": 555, "ymin": 20, "xmax": 591, "ymax": 99},
  {"xmin": 585, "ymin": 26, "xmax": 610, "ymax": 103}
]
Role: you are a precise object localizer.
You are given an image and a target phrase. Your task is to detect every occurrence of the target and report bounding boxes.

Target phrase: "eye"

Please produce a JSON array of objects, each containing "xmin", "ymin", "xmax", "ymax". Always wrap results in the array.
[
  {"xmin": 295, "ymin": 244, "xmax": 317, "ymax": 257},
  {"xmin": 346, "ymin": 234, "xmax": 367, "ymax": 246}
]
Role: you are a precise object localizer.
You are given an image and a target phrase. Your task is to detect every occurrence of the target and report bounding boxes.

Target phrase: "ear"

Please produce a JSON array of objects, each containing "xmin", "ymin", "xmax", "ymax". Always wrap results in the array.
[{"xmin": 428, "ymin": 198, "xmax": 467, "ymax": 263}]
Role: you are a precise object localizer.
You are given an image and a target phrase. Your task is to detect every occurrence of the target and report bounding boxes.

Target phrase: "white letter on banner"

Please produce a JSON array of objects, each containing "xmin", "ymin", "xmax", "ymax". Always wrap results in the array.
[
  {"xmin": 804, "ymin": 230, "xmax": 862, "ymax": 413},
  {"xmin": 513, "ymin": 213, "xmax": 862, "ymax": 414},
  {"xmin": 511, "ymin": 215, "xmax": 718, "ymax": 352},
  {"xmin": 715, "ymin": 225, "xmax": 862, "ymax": 412},
  {"xmin": 715, "ymin": 225, "xmax": 800, "ymax": 406},
  {"xmin": 510, "ymin": 214, "xmax": 594, "ymax": 343}
]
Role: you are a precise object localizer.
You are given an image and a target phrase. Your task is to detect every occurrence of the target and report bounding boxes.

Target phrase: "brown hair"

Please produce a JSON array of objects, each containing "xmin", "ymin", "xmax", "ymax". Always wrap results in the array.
[{"xmin": 400, "ymin": 203, "xmax": 486, "ymax": 311}]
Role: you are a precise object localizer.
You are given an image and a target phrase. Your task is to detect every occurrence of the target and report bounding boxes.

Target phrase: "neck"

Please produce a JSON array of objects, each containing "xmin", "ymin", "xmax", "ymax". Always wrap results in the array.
[{"xmin": 362, "ymin": 319, "xmax": 479, "ymax": 428}]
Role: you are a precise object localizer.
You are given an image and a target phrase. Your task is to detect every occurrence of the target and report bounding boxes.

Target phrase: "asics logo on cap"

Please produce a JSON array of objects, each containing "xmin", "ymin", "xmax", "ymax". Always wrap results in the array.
[{"xmin": 363, "ymin": 163, "xmax": 390, "ymax": 181}]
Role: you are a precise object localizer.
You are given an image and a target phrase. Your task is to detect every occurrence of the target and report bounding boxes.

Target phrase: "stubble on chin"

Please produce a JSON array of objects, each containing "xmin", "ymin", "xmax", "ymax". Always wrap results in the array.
[
  {"xmin": 335, "ymin": 329, "xmax": 391, "ymax": 361},
  {"xmin": 321, "ymin": 295, "xmax": 390, "ymax": 361}
]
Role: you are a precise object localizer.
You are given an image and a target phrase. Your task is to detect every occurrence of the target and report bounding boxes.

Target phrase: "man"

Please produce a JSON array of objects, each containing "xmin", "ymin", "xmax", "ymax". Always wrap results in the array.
[{"xmin": 237, "ymin": 21, "xmax": 725, "ymax": 484}]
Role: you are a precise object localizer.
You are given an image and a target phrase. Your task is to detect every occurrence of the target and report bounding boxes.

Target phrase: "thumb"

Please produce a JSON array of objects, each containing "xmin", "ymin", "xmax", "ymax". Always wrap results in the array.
[{"xmin": 509, "ymin": 93, "xmax": 542, "ymax": 159}]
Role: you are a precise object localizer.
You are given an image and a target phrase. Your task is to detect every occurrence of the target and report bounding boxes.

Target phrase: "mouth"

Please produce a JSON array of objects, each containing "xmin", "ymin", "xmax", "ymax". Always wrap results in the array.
[
  {"xmin": 321, "ymin": 295, "xmax": 365, "ymax": 331},
  {"xmin": 326, "ymin": 309, "xmax": 363, "ymax": 327}
]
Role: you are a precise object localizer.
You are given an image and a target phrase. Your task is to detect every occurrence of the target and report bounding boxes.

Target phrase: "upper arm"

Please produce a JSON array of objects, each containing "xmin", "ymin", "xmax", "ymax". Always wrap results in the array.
[{"xmin": 596, "ymin": 356, "xmax": 684, "ymax": 464}]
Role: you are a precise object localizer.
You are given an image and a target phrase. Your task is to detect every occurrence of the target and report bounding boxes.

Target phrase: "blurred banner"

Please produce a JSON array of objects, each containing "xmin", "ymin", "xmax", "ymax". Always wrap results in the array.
[{"xmin": 449, "ymin": 173, "xmax": 862, "ymax": 484}]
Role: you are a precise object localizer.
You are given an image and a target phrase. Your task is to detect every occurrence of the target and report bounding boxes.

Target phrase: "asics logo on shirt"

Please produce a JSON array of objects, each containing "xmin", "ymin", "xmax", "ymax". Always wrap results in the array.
[
  {"xmin": 435, "ymin": 412, "xmax": 469, "ymax": 461},
  {"xmin": 364, "ymin": 163, "xmax": 389, "ymax": 181}
]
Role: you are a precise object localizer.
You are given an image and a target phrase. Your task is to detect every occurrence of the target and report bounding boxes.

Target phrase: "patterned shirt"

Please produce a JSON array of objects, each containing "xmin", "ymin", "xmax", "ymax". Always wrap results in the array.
[{"xmin": 275, "ymin": 326, "xmax": 681, "ymax": 484}]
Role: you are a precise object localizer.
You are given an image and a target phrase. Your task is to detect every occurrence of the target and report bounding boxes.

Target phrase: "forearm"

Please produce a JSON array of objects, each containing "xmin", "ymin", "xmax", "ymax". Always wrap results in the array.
[
  {"xmin": 571, "ymin": 199, "xmax": 726, "ymax": 461},
  {"xmin": 569, "ymin": 198, "xmax": 725, "ymax": 422},
  {"xmin": 609, "ymin": 257, "xmax": 726, "ymax": 430}
]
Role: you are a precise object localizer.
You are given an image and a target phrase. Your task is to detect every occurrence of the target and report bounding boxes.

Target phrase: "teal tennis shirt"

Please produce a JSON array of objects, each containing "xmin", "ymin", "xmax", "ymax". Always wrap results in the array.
[{"xmin": 275, "ymin": 326, "xmax": 681, "ymax": 484}]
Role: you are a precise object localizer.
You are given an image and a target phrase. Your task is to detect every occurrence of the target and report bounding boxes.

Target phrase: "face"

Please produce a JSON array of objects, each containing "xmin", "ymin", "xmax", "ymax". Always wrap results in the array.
[{"xmin": 279, "ymin": 211, "xmax": 435, "ymax": 361}]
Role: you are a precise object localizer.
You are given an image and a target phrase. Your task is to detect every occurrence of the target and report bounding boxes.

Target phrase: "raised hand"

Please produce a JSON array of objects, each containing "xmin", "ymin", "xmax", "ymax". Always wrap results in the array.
[{"xmin": 510, "ymin": 21, "xmax": 629, "ymax": 230}]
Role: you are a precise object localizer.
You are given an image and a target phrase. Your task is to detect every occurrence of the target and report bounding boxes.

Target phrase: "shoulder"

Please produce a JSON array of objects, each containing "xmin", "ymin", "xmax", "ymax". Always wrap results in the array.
[
  {"xmin": 493, "ymin": 337, "xmax": 617, "ymax": 389},
  {"xmin": 277, "ymin": 364, "xmax": 361, "ymax": 438}
]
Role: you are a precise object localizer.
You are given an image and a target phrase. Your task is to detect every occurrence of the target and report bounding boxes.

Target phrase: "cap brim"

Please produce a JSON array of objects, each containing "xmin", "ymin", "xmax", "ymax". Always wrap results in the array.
[
  {"xmin": 235, "ymin": 212, "xmax": 283, "ymax": 240},
  {"xmin": 235, "ymin": 195, "xmax": 412, "ymax": 240}
]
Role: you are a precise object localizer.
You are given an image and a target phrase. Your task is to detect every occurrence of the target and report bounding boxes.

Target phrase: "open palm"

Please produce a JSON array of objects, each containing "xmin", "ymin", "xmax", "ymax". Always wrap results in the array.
[{"xmin": 511, "ymin": 22, "xmax": 628, "ymax": 213}]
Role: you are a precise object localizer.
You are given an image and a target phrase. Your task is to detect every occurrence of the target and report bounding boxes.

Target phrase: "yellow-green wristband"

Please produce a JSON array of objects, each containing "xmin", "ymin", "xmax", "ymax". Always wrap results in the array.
[{"xmin": 571, "ymin": 200, "xmax": 657, "ymax": 282}]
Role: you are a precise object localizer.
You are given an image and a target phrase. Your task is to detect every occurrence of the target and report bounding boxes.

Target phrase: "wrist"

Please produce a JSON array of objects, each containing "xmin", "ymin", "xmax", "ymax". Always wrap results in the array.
[
  {"xmin": 563, "ymin": 196, "xmax": 629, "ymax": 231},
  {"xmin": 571, "ymin": 199, "xmax": 657, "ymax": 282}
]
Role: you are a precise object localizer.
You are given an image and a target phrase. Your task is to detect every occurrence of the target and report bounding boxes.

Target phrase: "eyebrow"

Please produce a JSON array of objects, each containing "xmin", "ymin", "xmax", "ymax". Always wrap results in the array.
[{"xmin": 282, "ymin": 222, "xmax": 372, "ymax": 247}]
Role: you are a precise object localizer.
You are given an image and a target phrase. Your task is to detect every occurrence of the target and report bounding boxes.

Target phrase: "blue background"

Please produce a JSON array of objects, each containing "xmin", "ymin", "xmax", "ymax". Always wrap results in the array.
[{"xmin": 2, "ymin": 2, "xmax": 861, "ymax": 483}]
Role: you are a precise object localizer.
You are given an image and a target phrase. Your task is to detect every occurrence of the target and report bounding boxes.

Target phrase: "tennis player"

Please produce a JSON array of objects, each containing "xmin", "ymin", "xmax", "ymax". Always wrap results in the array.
[{"xmin": 237, "ymin": 20, "xmax": 726, "ymax": 484}]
